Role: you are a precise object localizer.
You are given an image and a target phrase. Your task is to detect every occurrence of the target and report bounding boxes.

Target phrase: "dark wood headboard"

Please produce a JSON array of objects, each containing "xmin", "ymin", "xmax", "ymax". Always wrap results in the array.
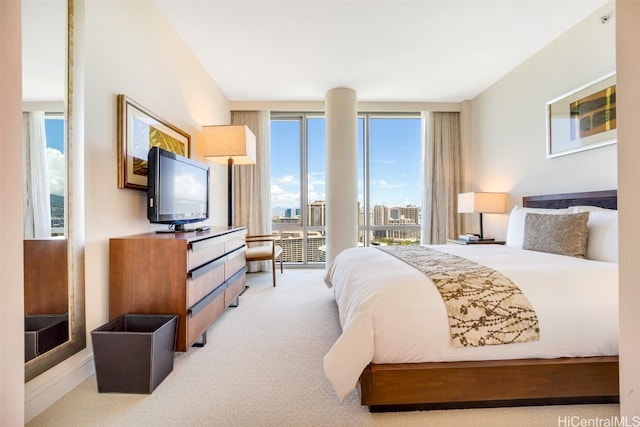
[{"xmin": 522, "ymin": 190, "xmax": 617, "ymax": 210}]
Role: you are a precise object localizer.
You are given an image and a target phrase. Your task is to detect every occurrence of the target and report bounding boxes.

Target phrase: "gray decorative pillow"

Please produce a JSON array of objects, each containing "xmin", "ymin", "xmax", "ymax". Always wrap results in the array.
[{"xmin": 522, "ymin": 212, "xmax": 590, "ymax": 258}]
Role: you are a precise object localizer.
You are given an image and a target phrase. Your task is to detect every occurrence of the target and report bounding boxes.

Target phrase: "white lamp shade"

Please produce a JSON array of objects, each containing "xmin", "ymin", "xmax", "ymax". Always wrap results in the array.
[
  {"xmin": 457, "ymin": 192, "xmax": 507, "ymax": 214},
  {"xmin": 202, "ymin": 125, "xmax": 256, "ymax": 165}
]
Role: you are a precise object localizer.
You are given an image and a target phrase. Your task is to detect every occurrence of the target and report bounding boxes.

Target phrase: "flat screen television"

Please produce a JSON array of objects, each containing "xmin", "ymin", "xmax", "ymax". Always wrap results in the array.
[{"xmin": 147, "ymin": 146, "xmax": 210, "ymax": 232}]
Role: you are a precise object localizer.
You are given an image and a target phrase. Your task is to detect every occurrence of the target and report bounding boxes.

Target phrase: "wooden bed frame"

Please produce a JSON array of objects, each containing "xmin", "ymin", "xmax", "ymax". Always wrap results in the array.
[{"xmin": 358, "ymin": 190, "xmax": 619, "ymax": 411}]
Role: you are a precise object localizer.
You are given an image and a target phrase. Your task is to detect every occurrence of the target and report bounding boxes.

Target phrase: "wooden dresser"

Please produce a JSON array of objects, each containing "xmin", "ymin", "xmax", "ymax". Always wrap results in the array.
[{"xmin": 109, "ymin": 226, "xmax": 247, "ymax": 351}]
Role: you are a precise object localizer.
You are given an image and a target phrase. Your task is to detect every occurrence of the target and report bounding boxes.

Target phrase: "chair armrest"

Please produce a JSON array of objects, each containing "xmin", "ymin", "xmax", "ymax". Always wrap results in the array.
[{"xmin": 246, "ymin": 235, "xmax": 275, "ymax": 244}]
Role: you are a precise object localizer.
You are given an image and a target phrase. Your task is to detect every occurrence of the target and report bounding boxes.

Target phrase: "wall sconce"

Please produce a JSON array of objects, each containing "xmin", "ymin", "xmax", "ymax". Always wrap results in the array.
[
  {"xmin": 457, "ymin": 192, "xmax": 507, "ymax": 240},
  {"xmin": 202, "ymin": 125, "xmax": 256, "ymax": 227}
]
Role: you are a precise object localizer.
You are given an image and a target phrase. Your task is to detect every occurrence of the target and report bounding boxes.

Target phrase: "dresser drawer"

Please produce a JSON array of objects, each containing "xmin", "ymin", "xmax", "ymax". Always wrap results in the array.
[
  {"xmin": 225, "ymin": 270, "xmax": 246, "ymax": 307},
  {"xmin": 188, "ymin": 257, "xmax": 226, "ymax": 307},
  {"xmin": 225, "ymin": 229, "xmax": 247, "ymax": 253},
  {"xmin": 188, "ymin": 236, "xmax": 227, "ymax": 271},
  {"xmin": 225, "ymin": 246, "xmax": 246, "ymax": 280},
  {"xmin": 187, "ymin": 285, "xmax": 225, "ymax": 346}
]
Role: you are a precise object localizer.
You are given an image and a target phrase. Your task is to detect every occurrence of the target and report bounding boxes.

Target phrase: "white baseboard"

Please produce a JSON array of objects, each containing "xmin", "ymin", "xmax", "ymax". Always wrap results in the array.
[{"xmin": 24, "ymin": 353, "xmax": 95, "ymax": 423}]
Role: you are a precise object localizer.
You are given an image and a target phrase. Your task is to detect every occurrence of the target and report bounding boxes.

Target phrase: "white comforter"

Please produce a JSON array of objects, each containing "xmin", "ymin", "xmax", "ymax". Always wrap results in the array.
[{"xmin": 323, "ymin": 245, "xmax": 619, "ymax": 400}]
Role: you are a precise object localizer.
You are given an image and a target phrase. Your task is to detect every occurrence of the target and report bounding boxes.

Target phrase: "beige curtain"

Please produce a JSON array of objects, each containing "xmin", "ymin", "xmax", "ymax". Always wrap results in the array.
[
  {"xmin": 23, "ymin": 111, "xmax": 52, "ymax": 238},
  {"xmin": 421, "ymin": 111, "xmax": 462, "ymax": 244},
  {"xmin": 230, "ymin": 110, "xmax": 271, "ymax": 271}
]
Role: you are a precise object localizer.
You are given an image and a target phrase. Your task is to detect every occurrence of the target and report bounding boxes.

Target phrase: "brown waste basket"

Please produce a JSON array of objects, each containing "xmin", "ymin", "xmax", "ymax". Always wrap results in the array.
[
  {"xmin": 91, "ymin": 314, "xmax": 178, "ymax": 394},
  {"xmin": 25, "ymin": 314, "xmax": 69, "ymax": 362}
]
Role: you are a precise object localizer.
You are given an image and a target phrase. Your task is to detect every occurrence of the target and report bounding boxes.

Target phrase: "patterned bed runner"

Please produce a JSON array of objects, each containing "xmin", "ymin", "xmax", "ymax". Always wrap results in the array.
[{"xmin": 377, "ymin": 245, "xmax": 540, "ymax": 348}]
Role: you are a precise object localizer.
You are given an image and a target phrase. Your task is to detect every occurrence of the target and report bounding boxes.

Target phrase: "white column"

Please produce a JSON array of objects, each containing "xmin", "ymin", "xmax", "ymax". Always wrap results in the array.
[{"xmin": 325, "ymin": 87, "xmax": 358, "ymax": 266}]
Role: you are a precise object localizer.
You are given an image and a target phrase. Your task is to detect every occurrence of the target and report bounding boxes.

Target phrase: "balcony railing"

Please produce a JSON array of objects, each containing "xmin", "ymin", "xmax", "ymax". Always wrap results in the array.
[{"xmin": 271, "ymin": 225, "xmax": 420, "ymax": 264}]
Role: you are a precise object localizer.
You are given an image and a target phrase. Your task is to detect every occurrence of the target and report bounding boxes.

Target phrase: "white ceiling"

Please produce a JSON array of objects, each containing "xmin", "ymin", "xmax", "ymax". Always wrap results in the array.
[
  {"xmin": 155, "ymin": 0, "xmax": 611, "ymax": 103},
  {"xmin": 22, "ymin": 0, "xmax": 66, "ymax": 103}
]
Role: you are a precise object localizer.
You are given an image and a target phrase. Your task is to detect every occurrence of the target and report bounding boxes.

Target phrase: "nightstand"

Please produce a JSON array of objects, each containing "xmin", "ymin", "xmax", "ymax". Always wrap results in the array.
[{"xmin": 447, "ymin": 239, "xmax": 506, "ymax": 245}]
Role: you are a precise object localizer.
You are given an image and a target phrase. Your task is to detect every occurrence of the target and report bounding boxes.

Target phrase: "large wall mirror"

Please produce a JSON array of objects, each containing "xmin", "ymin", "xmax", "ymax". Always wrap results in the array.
[{"xmin": 23, "ymin": 0, "xmax": 85, "ymax": 381}]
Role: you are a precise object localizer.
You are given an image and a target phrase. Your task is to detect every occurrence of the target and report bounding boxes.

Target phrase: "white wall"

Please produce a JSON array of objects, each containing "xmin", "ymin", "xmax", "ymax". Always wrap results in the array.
[
  {"xmin": 469, "ymin": 2, "xmax": 617, "ymax": 240},
  {"xmin": 616, "ymin": 0, "xmax": 640, "ymax": 416},
  {"xmin": 1, "ymin": 1, "xmax": 26, "ymax": 425},
  {"xmin": 24, "ymin": 0, "xmax": 231, "ymax": 421}
]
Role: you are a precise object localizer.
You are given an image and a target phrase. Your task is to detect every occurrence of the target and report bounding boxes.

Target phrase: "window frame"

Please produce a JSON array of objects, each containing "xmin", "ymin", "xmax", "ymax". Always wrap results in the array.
[
  {"xmin": 358, "ymin": 112, "xmax": 422, "ymax": 247},
  {"xmin": 270, "ymin": 111, "xmax": 422, "ymax": 265},
  {"xmin": 270, "ymin": 112, "xmax": 325, "ymax": 265}
]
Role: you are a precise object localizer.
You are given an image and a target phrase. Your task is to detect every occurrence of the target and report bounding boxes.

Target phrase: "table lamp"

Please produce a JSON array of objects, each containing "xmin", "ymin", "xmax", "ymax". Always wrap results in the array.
[
  {"xmin": 457, "ymin": 192, "xmax": 507, "ymax": 240},
  {"xmin": 203, "ymin": 125, "xmax": 256, "ymax": 227}
]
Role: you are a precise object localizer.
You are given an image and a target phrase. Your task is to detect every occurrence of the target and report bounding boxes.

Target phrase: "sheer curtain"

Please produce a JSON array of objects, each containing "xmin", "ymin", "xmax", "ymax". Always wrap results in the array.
[
  {"xmin": 23, "ymin": 111, "xmax": 52, "ymax": 239},
  {"xmin": 421, "ymin": 111, "xmax": 462, "ymax": 244},
  {"xmin": 231, "ymin": 110, "xmax": 271, "ymax": 272}
]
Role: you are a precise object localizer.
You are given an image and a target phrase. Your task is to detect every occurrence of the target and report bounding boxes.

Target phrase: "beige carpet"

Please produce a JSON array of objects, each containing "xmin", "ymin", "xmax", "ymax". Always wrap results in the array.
[{"xmin": 28, "ymin": 269, "xmax": 618, "ymax": 427}]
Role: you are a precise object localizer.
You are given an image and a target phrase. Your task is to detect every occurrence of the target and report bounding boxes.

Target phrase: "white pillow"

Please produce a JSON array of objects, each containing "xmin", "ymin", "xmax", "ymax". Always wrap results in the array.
[
  {"xmin": 568, "ymin": 206, "xmax": 618, "ymax": 262},
  {"xmin": 567, "ymin": 205, "xmax": 610, "ymax": 213},
  {"xmin": 505, "ymin": 205, "xmax": 568, "ymax": 248}
]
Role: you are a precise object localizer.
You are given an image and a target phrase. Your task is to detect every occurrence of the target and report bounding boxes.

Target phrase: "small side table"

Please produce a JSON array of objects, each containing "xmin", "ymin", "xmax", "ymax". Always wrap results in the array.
[{"xmin": 447, "ymin": 239, "xmax": 506, "ymax": 245}]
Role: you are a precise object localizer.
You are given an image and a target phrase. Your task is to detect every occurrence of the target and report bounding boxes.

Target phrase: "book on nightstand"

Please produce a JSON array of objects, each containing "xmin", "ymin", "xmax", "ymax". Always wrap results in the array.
[
  {"xmin": 448, "ymin": 237, "xmax": 504, "ymax": 245},
  {"xmin": 458, "ymin": 234, "xmax": 480, "ymax": 241}
]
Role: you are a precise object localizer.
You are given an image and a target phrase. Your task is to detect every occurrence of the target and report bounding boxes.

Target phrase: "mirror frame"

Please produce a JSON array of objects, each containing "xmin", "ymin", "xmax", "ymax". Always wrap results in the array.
[{"xmin": 25, "ymin": 0, "xmax": 86, "ymax": 381}]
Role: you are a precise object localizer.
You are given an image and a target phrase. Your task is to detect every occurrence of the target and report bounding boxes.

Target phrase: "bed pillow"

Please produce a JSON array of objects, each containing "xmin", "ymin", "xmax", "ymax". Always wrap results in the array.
[
  {"xmin": 505, "ymin": 205, "xmax": 569, "ymax": 248},
  {"xmin": 522, "ymin": 212, "xmax": 589, "ymax": 258},
  {"xmin": 567, "ymin": 205, "xmax": 609, "ymax": 213},
  {"xmin": 568, "ymin": 206, "xmax": 618, "ymax": 262}
]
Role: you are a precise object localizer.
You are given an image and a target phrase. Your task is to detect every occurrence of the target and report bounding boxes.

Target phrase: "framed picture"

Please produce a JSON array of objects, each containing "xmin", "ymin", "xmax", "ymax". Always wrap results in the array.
[
  {"xmin": 117, "ymin": 94, "xmax": 191, "ymax": 190},
  {"xmin": 547, "ymin": 72, "xmax": 617, "ymax": 158}
]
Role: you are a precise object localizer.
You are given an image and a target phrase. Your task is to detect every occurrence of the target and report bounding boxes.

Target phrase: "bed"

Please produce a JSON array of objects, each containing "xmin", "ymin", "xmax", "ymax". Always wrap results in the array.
[{"xmin": 324, "ymin": 190, "xmax": 619, "ymax": 411}]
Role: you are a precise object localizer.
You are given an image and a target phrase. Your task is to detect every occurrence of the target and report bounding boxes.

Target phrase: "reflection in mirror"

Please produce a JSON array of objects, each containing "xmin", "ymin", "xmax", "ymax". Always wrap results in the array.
[
  {"xmin": 23, "ymin": 0, "xmax": 85, "ymax": 379},
  {"xmin": 22, "ymin": 0, "xmax": 68, "ymax": 364},
  {"xmin": 23, "ymin": 104, "xmax": 67, "ymax": 362},
  {"xmin": 23, "ymin": 108, "xmax": 66, "ymax": 238}
]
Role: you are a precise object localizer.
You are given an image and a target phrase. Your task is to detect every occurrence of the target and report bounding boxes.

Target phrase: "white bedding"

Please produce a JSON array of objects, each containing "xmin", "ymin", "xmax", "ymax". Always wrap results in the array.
[{"xmin": 323, "ymin": 244, "xmax": 619, "ymax": 400}]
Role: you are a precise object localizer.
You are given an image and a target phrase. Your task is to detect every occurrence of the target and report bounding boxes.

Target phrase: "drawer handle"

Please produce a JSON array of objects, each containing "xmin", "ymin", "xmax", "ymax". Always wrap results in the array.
[
  {"xmin": 189, "ymin": 228, "xmax": 247, "ymax": 252},
  {"xmin": 189, "ymin": 283, "xmax": 226, "ymax": 317},
  {"xmin": 226, "ymin": 245, "xmax": 246, "ymax": 261},
  {"xmin": 190, "ymin": 235, "xmax": 229, "ymax": 252},
  {"xmin": 227, "ymin": 266, "xmax": 247, "ymax": 283},
  {"xmin": 190, "ymin": 256, "xmax": 226, "ymax": 280}
]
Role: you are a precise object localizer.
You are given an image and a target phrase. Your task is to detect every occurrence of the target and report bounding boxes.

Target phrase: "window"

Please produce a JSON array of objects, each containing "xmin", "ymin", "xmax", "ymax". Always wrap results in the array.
[
  {"xmin": 270, "ymin": 113, "xmax": 422, "ymax": 265},
  {"xmin": 45, "ymin": 113, "xmax": 65, "ymax": 236},
  {"xmin": 271, "ymin": 114, "xmax": 326, "ymax": 264},
  {"xmin": 359, "ymin": 115, "xmax": 422, "ymax": 246}
]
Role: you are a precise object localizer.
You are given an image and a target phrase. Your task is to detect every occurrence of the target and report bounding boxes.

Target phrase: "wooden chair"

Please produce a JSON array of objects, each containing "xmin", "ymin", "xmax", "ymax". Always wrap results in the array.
[{"xmin": 245, "ymin": 233, "xmax": 283, "ymax": 286}]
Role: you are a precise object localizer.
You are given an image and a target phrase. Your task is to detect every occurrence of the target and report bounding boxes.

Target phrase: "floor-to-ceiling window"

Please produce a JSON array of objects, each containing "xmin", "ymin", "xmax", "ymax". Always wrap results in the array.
[
  {"xmin": 271, "ymin": 113, "xmax": 326, "ymax": 265},
  {"xmin": 270, "ymin": 112, "xmax": 421, "ymax": 265},
  {"xmin": 358, "ymin": 114, "xmax": 422, "ymax": 246}
]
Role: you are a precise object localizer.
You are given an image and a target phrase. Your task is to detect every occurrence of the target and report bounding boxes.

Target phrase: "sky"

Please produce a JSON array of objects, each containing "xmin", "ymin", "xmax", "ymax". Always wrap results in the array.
[
  {"xmin": 270, "ymin": 116, "xmax": 422, "ymax": 216},
  {"xmin": 45, "ymin": 118, "xmax": 65, "ymax": 196}
]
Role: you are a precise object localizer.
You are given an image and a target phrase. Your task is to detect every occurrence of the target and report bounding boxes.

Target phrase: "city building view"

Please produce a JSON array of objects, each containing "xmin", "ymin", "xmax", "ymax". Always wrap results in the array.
[
  {"xmin": 50, "ymin": 194, "xmax": 65, "ymax": 236},
  {"xmin": 273, "ymin": 201, "xmax": 421, "ymax": 263}
]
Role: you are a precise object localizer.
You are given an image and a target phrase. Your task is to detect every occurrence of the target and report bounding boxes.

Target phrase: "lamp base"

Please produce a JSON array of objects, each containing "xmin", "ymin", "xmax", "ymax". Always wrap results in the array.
[
  {"xmin": 459, "ymin": 234, "xmax": 495, "ymax": 243},
  {"xmin": 227, "ymin": 158, "xmax": 234, "ymax": 227}
]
